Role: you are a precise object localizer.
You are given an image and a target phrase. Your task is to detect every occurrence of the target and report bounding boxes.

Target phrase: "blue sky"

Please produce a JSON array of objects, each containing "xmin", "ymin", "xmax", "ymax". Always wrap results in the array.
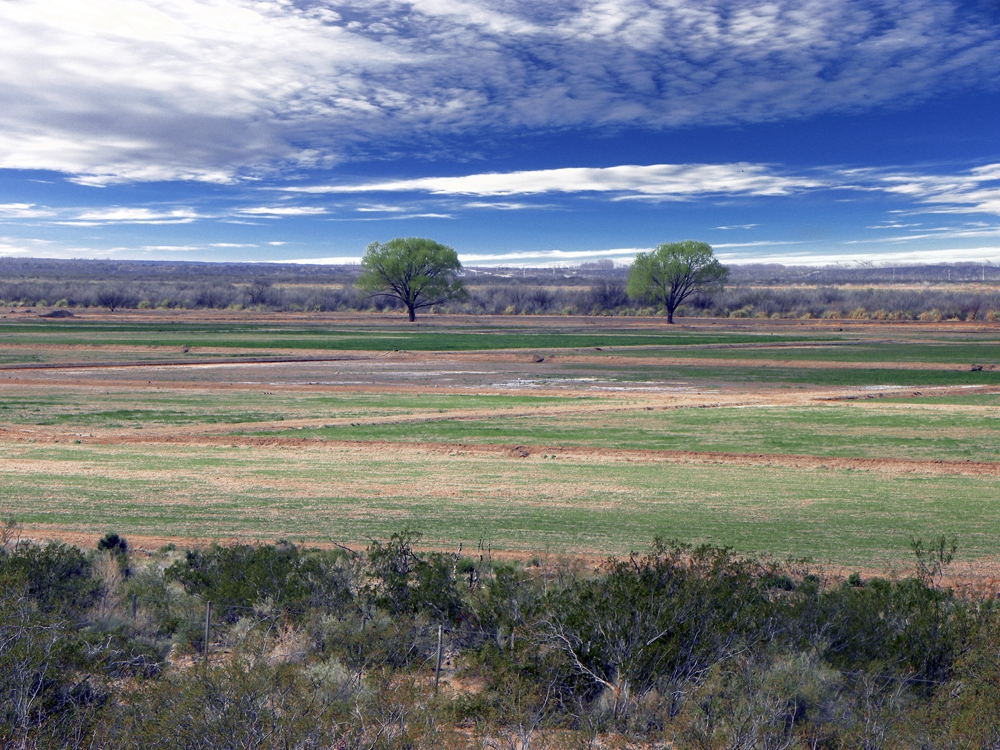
[{"xmin": 2, "ymin": 0, "xmax": 1000, "ymax": 267}]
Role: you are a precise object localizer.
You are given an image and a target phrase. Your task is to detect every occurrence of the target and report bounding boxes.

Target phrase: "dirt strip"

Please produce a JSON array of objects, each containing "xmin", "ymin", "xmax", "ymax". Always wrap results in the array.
[
  {"xmin": 0, "ymin": 354, "xmax": 367, "ymax": 371},
  {"xmin": 3, "ymin": 428, "xmax": 997, "ymax": 477},
  {"xmin": 1, "ymin": 348, "xmax": 996, "ymax": 372}
]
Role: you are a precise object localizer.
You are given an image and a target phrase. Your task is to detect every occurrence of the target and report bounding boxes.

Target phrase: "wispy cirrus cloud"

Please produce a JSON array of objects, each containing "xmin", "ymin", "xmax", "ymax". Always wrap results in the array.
[
  {"xmin": 0, "ymin": 203, "xmax": 56, "ymax": 218},
  {"xmin": 851, "ymin": 163, "xmax": 1000, "ymax": 216},
  {"xmin": 284, "ymin": 161, "xmax": 1000, "ymax": 219},
  {"xmin": 1, "ymin": 0, "xmax": 997, "ymax": 184},
  {"xmin": 465, "ymin": 201, "xmax": 539, "ymax": 210},
  {"xmin": 236, "ymin": 206, "xmax": 328, "ymax": 217},
  {"xmin": 287, "ymin": 163, "xmax": 822, "ymax": 198},
  {"xmin": 59, "ymin": 207, "xmax": 203, "ymax": 225}
]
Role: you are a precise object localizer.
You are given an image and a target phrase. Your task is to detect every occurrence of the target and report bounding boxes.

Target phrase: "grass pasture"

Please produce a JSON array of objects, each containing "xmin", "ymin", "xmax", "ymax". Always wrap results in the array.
[
  {"xmin": 3, "ymin": 439, "xmax": 1000, "ymax": 568},
  {"xmin": 266, "ymin": 399, "xmax": 1000, "ymax": 463},
  {"xmin": 2, "ymin": 310, "xmax": 1000, "ymax": 574}
]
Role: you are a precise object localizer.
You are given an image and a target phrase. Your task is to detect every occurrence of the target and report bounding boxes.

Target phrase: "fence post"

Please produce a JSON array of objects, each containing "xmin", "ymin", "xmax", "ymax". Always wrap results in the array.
[
  {"xmin": 204, "ymin": 601, "xmax": 212, "ymax": 665},
  {"xmin": 434, "ymin": 625, "xmax": 443, "ymax": 694}
]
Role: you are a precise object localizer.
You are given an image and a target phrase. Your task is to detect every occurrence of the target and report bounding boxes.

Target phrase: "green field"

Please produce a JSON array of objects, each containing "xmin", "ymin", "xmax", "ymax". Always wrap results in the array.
[
  {"xmin": 2, "ymin": 440, "xmax": 998, "ymax": 567},
  {"xmin": 626, "ymin": 341, "xmax": 1000, "ymax": 364},
  {"xmin": 259, "ymin": 401, "xmax": 1000, "ymax": 462},
  {"xmin": 0, "ymin": 318, "xmax": 827, "ymax": 358},
  {"xmin": 2, "ymin": 314, "xmax": 1000, "ymax": 569},
  {"xmin": 0, "ymin": 389, "xmax": 585, "ymax": 427}
]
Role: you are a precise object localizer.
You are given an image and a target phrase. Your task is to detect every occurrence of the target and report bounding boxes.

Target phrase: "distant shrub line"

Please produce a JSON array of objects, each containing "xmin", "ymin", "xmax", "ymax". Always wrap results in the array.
[
  {"xmin": 2, "ymin": 258, "xmax": 1000, "ymax": 321},
  {"xmin": 2, "ymin": 523, "xmax": 999, "ymax": 748},
  {"xmin": 3, "ymin": 280, "xmax": 999, "ymax": 322}
]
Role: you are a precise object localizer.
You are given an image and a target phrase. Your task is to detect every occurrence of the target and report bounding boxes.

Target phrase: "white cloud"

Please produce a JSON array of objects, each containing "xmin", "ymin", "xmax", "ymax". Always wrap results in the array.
[
  {"xmin": 63, "ymin": 207, "xmax": 202, "ymax": 224},
  {"xmin": 289, "ymin": 161, "xmax": 1000, "ymax": 217},
  {"xmin": 278, "ymin": 256, "xmax": 362, "ymax": 265},
  {"xmin": 0, "ymin": 203, "xmax": 55, "ymax": 218},
  {"xmin": 459, "ymin": 247, "xmax": 645, "ymax": 264},
  {"xmin": 237, "ymin": 206, "xmax": 327, "ymax": 217},
  {"xmin": 328, "ymin": 212, "xmax": 455, "ymax": 221},
  {"xmin": 464, "ymin": 202, "xmax": 537, "ymax": 210},
  {"xmin": 857, "ymin": 163, "xmax": 1000, "ymax": 217},
  {"xmin": 846, "ymin": 224, "xmax": 1000, "ymax": 244},
  {"xmin": 355, "ymin": 205, "xmax": 407, "ymax": 213},
  {"xmin": 717, "ymin": 246, "xmax": 1000, "ymax": 266},
  {"xmin": 0, "ymin": 0, "xmax": 997, "ymax": 183},
  {"xmin": 712, "ymin": 241, "xmax": 806, "ymax": 249},
  {"xmin": 289, "ymin": 163, "xmax": 821, "ymax": 198},
  {"xmin": 0, "ymin": 242, "xmax": 32, "ymax": 256}
]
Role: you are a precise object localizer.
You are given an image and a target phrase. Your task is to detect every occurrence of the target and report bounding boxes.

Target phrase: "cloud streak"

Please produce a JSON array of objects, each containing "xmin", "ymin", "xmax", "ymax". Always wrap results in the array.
[
  {"xmin": 237, "ymin": 206, "xmax": 328, "ymax": 217},
  {"xmin": 0, "ymin": 203, "xmax": 56, "ymax": 218},
  {"xmin": 281, "ymin": 160, "xmax": 1000, "ymax": 220},
  {"xmin": 288, "ymin": 163, "xmax": 822, "ymax": 198},
  {"xmin": 60, "ymin": 207, "xmax": 203, "ymax": 225},
  {"xmin": 855, "ymin": 163, "xmax": 1000, "ymax": 217}
]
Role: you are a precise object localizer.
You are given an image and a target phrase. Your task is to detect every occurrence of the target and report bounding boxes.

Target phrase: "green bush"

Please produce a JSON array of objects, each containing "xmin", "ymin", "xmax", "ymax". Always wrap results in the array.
[
  {"xmin": 165, "ymin": 541, "xmax": 353, "ymax": 621},
  {"xmin": 818, "ymin": 576, "xmax": 965, "ymax": 688},
  {"xmin": 0, "ymin": 542, "xmax": 99, "ymax": 614},
  {"xmin": 365, "ymin": 531, "xmax": 467, "ymax": 624}
]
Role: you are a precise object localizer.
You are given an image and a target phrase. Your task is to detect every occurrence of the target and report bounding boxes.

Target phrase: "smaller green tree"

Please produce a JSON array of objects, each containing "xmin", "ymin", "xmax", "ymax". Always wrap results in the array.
[
  {"xmin": 626, "ymin": 241, "xmax": 728, "ymax": 323},
  {"xmin": 356, "ymin": 238, "xmax": 466, "ymax": 321}
]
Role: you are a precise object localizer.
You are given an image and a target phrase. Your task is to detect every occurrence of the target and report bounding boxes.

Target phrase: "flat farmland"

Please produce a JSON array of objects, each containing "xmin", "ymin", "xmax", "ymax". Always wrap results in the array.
[{"xmin": 2, "ymin": 310, "xmax": 1000, "ymax": 575}]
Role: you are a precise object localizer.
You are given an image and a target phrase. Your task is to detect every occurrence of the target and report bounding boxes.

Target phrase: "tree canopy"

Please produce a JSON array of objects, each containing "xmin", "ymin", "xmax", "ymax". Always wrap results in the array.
[
  {"xmin": 626, "ymin": 241, "xmax": 728, "ymax": 323},
  {"xmin": 356, "ymin": 237, "xmax": 466, "ymax": 321}
]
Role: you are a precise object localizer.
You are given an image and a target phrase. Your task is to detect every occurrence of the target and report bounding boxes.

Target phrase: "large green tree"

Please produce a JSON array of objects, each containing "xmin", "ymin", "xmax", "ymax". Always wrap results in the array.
[
  {"xmin": 356, "ymin": 238, "xmax": 466, "ymax": 321},
  {"xmin": 626, "ymin": 241, "xmax": 728, "ymax": 323}
]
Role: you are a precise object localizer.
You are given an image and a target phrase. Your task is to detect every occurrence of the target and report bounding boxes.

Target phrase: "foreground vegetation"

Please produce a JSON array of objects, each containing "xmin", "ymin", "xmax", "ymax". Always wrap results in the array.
[{"xmin": 2, "ymin": 528, "xmax": 998, "ymax": 749}]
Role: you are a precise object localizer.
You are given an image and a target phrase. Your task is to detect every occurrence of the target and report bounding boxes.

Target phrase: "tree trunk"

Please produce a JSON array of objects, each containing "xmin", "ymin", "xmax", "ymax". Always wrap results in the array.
[
  {"xmin": 666, "ymin": 307, "xmax": 675, "ymax": 323},
  {"xmin": 407, "ymin": 305, "xmax": 416, "ymax": 322}
]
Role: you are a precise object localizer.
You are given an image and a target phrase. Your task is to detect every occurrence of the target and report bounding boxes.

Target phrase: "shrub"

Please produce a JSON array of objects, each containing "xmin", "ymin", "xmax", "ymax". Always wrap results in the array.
[
  {"xmin": 818, "ymin": 576, "xmax": 964, "ymax": 688},
  {"xmin": 165, "ymin": 542, "xmax": 352, "ymax": 621},
  {"xmin": 365, "ymin": 531, "xmax": 466, "ymax": 624},
  {"xmin": 0, "ymin": 542, "xmax": 98, "ymax": 614},
  {"xmin": 538, "ymin": 542, "xmax": 781, "ymax": 719},
  {"xmin": 97, "ymin": 532, "xmax": 128, "ymax": 555},
  {"xmin": 108, "ymin": 657, "xmax": 335, "ymax": 749}
]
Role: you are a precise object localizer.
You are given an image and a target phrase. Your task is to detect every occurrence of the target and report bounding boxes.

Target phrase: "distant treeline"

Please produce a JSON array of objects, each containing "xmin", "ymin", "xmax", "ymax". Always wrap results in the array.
[
  {"xmin": 2, "ymin": 257, "xmax": 1000, "ymax": 321},
  {"xmin": 2, "ymin": 526, "xmax": 999, "ymax": 748}
]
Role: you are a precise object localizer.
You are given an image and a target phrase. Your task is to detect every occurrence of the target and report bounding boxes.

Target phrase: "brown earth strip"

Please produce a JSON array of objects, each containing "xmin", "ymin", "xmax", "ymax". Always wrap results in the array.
[
  {"xmin": 0, "ymin": 354, "xmax": 367, "ymax": 371},
  {"xmin": 2, "ymin": 344, "xmax": 996, "ymax": 372},
  {"xmin": 3, "ymin": 427, "xmax": 996, "ymax": 477}
]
